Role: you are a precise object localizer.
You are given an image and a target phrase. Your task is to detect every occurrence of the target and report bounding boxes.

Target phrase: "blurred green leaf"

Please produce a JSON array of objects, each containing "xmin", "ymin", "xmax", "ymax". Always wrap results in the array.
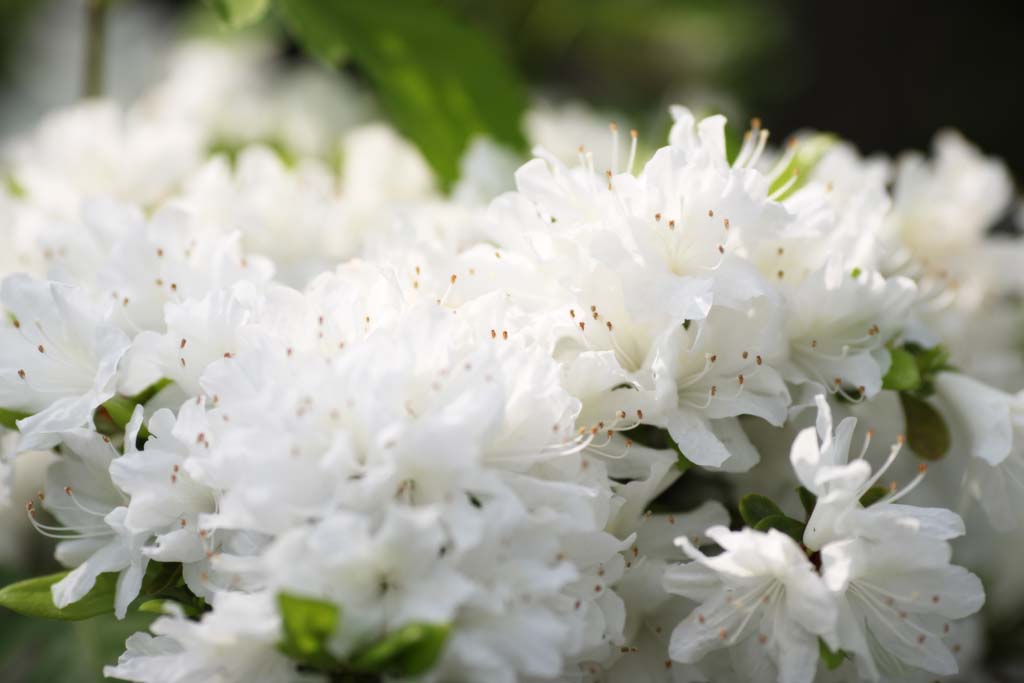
[
  {"xmin": 0, "ymin": 407, "xmax": 29, "ymax": 430},
  {"xmin": 768, "ymin": 133, "xmax": 835, "ymax": 199},
  {"xmin": 882, "ymin": 348, "xmax": 922, "ymax": 392},
  {"xmin": 796, "ymin": 486, "xmax": 817, "ymax": 518},
  {"xmin": 275, "ymin": 0, "xmax": 528, "ymax": 188},
  {"xmin": 753, "ymin": 514, "xmax": 806, "ymax": 544},
  {"xmin": 350, "ymin": 623, "xmax": 450, "ymax": 676},
  {"xmin": 277, "ymin": 592, "xmax": 339, "ymax": 668},
  {"xmin": 207, "ymin": 0, "xmax": 270, "ymax": 28},
  {"xmin": 859, "ymin": 486, "xmax": 889, "ymax": 508},
  {"xmin": 0, "ymin": 571, "xmax": 116, "ymax": 621},
  {"xmin": 899, "ymin": 393, "xmax": 951, "ymax": 461},
  {"xmin": 739, "ymin": 493, "xmax": 785, "ymax": 528},
  {"xmin": 627, "ymin": 424, "xmax": 693, "ymax": 471}
]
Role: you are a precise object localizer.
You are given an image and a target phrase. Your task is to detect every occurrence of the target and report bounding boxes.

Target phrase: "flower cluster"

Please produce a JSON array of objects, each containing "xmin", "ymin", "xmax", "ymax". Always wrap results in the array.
[{"xmin": 0, "ymin": 40, "xmax": 1020, "ymax": 683}]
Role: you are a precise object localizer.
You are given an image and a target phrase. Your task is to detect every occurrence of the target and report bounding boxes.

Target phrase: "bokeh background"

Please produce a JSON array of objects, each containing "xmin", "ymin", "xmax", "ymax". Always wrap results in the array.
[{"xmin": 0, "ymin": 1, "xmax": 1020, "ymax": 680}]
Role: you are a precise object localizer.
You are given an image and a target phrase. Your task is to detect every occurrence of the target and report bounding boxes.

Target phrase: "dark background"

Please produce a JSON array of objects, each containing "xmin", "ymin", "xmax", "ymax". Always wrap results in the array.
[{"xmin": 1, "ymin": 0, "xmax": 1021, "ymax": 181}]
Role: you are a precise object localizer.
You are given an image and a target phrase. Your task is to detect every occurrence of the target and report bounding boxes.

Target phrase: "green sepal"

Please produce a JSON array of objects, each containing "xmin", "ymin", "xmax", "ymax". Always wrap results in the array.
[
  {"xmin": 350, "ymin": 623, "xmax": 451, "ymax": 677},
  {"xmin": 819, "ymin": 638, "xmax": 847, "ymax": 670},
  {"xmin": 739, "ymin": 494, "xmax": 785, "ymax": 528},
  {"xmin": 277, "ymin": 592, "xmax": 340, "ymax": 669},
  {"xmin": 882, "ymin": 348, "xmax": 921, "ymax": 392}
]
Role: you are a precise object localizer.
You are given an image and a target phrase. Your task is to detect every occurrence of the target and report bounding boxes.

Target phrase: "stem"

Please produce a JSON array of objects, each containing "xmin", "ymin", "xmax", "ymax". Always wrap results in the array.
[{"xmin": 82, "ymin": 0, "xmax": 108, "ymax": 98}]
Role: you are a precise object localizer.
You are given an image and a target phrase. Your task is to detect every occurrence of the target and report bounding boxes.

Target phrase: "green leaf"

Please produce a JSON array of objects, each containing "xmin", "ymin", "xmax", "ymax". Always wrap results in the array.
[
  {"xmin": 796, "ymin": 486, "xmax": 817, "ymax": 518},
  {"xmin": 768, "ymin": 133, "xmax": 836, "ymax": 199},
  {"xmin": 739, "ymin": 494, "xmax": 785, "ymax": 528},
  {"xmin": 0, "ymin": 407, "xmax": 29, "ymax": 430},
  {"xmin": 207, "ymin": 0, "xmax": 270, "ymax": 28},
  {"xmin": 350, "ymin": 623, "xmax": 450, "ymax": 676},
  {"xmin": 4, "ymin": 174, "xmax": 25, "ymax": 198},
  {"xmin": 753, "ymin": 515, "xmax": 806, "ymax": 545},
  {"xmin": 275, "ymin": 0, "xmax": 528, "ymax": 189},
  {"xmin": 277, "ymin": 593, "xmax": 340, "ymax": 668},
  {"xmin": 899, "ymin": 393, "xmax": 951, "ymax": 461},
  {"xmin": 0, "ymin": 571, "xmax": 117, "ymax": 621},
  {"xmin": 882, "ymin": 348, "xmax": 921, "ymax": 392},
  {"xmin": 859, "ymin": 486, "xmax": 888, "ymax": 508},
  {"xmin": 819, "ymin": 638, "xmax": 847, "ymax": 670}
]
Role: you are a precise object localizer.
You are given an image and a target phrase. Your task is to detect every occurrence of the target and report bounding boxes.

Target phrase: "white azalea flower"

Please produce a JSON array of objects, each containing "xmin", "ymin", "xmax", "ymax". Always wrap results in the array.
[
  {"xmin": 109, "ymin": 402, "xmax": 217, "ymax": 595},
  {"xmin": 180, "ymin": 147, "xmax": 351, "ymax": 287},
  {"xmin": 782, "ymin": 260, "xmax": 916, "ymax": 400},
  {"xmin": 104, "ymin": 592, "xmax": 306, "ymax": 683},
  {"xmin": 4, "ymin": 100, "xmax": 202, "ymax": 219},
  {"xmin": 32, "ymin": 429, "xmax": 147, "ymax": 618},
  {"xmin": 120, "ymin": 287, "xmax": 257, "ymax": 397},
  {"xmin": 652, "ymin": 304, "xmax": 789, "ymax": 469},
  {"xmin": 933, "ymin": 372, "xmax": 1024, "ymax": 529},
  {"xmin": 890, "ymin": 130, "xmax": 1012, "ymax": 262},
  {"xmin": 663, "ymin": 526, "xmax": 837, "ymax": 683},
  {"xmin": 0, "ymin": 275, "xmax": 130, "ymax": 451},
  {"xmin": 38, "ymin": 200, "xmax": 273, "ymax": 334},
  {"xmin": 793, "ymin": 395, "xmax": 964, "ymax": 551},
  {"xmin": 822, "ymin": 536, "xmax": 984, "ymax": 681}
]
